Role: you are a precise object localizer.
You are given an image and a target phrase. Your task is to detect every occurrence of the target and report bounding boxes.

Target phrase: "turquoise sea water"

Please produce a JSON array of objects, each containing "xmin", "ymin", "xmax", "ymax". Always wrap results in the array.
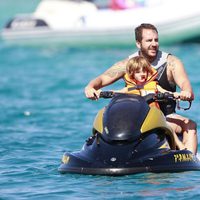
[{"xmin": 1, "ymin": 1, "xmax": 200, "ymax": 200}]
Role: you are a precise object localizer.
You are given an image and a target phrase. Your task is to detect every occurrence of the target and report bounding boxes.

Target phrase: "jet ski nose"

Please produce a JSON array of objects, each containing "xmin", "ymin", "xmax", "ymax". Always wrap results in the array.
[{"xmin": 102, "ymin": 94, "xmax": 149, "ymax": 144}]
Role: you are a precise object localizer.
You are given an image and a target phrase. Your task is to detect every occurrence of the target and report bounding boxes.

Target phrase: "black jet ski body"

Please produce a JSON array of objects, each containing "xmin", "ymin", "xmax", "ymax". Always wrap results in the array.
[{"xmin": 58, "ymin": 93, "xmax": 200, "ymax": 175}]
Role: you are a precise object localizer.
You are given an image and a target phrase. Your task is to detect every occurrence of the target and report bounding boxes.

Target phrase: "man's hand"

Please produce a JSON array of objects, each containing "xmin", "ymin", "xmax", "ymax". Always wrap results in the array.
[
  {"xmin": 85, "ymin": 87, "xmax": 101, "ymax": 100},
  {"xmin": 179, "ymin": 91, "xmax": 194, "ymax": 101}
]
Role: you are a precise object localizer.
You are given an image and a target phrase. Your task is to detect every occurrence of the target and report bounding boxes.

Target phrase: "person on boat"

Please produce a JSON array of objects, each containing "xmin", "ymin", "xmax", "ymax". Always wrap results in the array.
[
  {"xmin": 110, "ymin": 0, "xmax": 136, "ymax": 10},
  {"xmin": 84, "ymin": 23, "xmax": 197, "ymax": 154}
]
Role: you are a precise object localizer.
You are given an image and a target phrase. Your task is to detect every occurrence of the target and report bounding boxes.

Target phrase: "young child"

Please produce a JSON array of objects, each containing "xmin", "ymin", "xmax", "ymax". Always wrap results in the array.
[{"xmin": 120, "ymin": 56, "xmax": 179, "ymax": 99}]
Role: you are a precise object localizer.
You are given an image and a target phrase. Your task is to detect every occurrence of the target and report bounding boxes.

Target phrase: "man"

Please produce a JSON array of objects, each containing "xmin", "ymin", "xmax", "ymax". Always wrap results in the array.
[{"xmin": 84, "ymin": 23, "xmax": 197, "ymax": 154}]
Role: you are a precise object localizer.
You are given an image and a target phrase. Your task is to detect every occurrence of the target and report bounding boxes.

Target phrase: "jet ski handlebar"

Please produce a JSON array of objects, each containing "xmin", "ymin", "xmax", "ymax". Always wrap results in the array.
[
  {"xmin": 99, "ymin": 91, "xmax": 114, "ymax": 98},
  {"xmin": 99, "ymin": 91, "xmax": 192, "ymax": 110},
  {"xmin": 154, "ymin": 92, "xmax": 174, "ymax": 101},
  {"xmin": 153, "ymin": 92, "xmax": 192, "ymax": 110},
  {"xmin": 99, "ymin": 91, "xmax": 174, "ymax": 100}
]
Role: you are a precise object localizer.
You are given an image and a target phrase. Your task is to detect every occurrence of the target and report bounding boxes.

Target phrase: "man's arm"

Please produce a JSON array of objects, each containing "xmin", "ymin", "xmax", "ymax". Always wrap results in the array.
[
  {"xmin": 167, "ymin": 55, "xmax": 194, "ymax": 100},
  {"xmin": 85, "ymin": 59, "xmax": 128, "ymax": 100}
]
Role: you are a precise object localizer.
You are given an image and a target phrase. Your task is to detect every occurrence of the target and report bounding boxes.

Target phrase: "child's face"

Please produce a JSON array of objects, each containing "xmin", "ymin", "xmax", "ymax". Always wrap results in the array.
[{"xmin": 133, "ymin": 68, "xmax": 148, "ymax": 84}]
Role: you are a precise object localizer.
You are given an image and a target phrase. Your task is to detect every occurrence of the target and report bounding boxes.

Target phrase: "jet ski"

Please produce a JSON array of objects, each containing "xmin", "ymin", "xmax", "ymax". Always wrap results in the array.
[{"xmin": 58, "ymin": 92, "xmax": 200, "ymax": 176}]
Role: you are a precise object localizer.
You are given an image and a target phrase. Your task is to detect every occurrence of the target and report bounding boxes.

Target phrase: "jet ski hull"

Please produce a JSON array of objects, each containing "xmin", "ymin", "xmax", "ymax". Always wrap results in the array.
[
  {"xmin": 58, "ymin": 136, "xmax": 200, "ymax": 176},
  {"xmin": 58, "ymin": 94, "xmax": 200, "ymax": 176}
]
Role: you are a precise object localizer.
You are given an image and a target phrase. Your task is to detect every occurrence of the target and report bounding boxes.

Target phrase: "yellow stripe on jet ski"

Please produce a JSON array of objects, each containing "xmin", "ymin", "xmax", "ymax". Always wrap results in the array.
[
  {"xmin": 141, "ymin": 107, "xmax": 176, "ymax": 149},
  {"xmin": 141, "ymin": 107, "xmax": 168, "ymax": 132},
  {"xmin": 93, "ymin": 108, "xmax": 105, "ymax": 134}
]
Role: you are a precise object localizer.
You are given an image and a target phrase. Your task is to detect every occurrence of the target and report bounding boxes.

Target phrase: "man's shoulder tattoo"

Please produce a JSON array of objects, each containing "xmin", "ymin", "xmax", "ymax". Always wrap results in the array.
[
  {"xmin": 167, "ymin": 56, "xmax": 180, "ymax": 70},
  {"xmin": 104, "ymin": 63, "xmax": 126, "ymax": 78}
]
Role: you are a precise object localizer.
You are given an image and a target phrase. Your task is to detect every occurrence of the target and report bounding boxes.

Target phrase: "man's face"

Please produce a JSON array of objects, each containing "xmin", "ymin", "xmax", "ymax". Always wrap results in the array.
[{"xmin": 136, "ymin": 29, "xmax": 159, "ymax": 61}]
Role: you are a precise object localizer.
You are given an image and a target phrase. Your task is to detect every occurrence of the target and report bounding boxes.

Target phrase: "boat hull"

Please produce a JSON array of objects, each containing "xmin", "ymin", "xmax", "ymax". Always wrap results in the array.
[{"xmin": 2, "ymin": 0, "xmax": 200, "ymax": 46}]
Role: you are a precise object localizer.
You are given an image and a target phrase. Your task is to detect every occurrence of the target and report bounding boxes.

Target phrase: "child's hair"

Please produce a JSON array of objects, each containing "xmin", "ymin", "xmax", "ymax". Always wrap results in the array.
[{"xmin": 126, "ymin": 56, "xmax": 154, "ymax": 79}]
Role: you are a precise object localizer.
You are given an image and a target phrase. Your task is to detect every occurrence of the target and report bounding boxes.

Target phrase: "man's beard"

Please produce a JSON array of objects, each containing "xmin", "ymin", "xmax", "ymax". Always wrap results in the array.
[{"xmin": 140, "ymin": 49, "xmax": 158, "ymax": 63}]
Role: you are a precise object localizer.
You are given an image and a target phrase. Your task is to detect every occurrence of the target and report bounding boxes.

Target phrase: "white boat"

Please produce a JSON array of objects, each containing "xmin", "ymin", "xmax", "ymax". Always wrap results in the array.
[{"xmin": 1, "ymin": 0, "xmax": 200, "ymax": 47}]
